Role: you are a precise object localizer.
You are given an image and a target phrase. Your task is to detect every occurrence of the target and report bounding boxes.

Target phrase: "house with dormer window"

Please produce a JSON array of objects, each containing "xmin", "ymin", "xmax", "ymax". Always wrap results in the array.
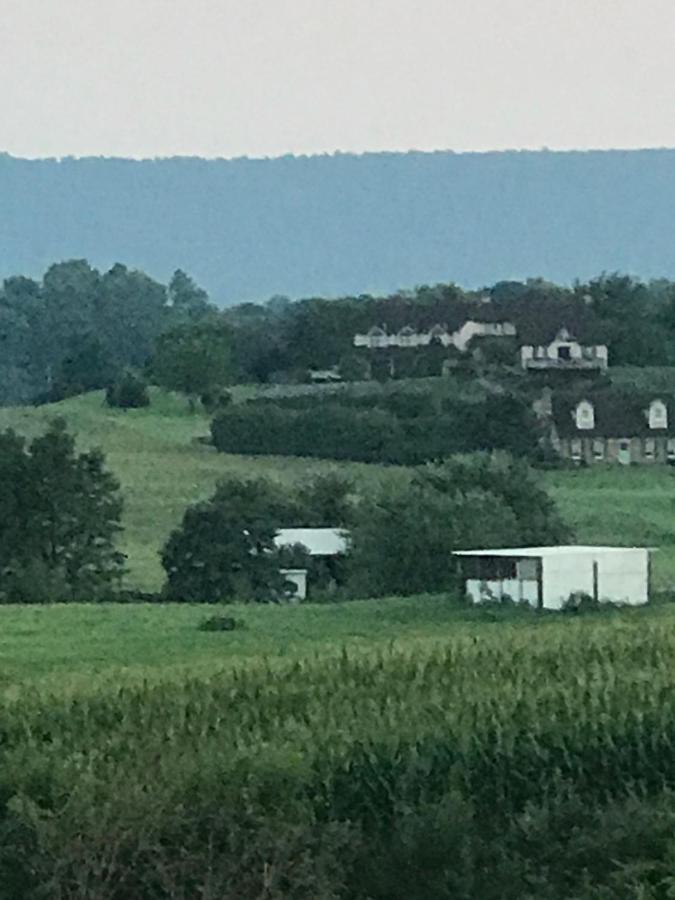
[
  {"xmin": 520, "ymin": 327, "xmax": 608, "ymax": 373},
  {"xmin": 548, "ymin": 390, "xmax": 675, "ymax": 464}
]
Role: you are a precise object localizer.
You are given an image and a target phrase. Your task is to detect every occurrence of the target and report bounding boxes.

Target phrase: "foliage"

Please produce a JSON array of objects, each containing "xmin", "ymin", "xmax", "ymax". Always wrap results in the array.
[
  {"xmin": 0, "ymin": 420, "xmax": 124, "ymax": 601},
  {"xmin": 168, "ymin": 268, "xmax": 212, "ymax": 320},
  {"xmin": 347, "ymin": 451, "xmax": 565, "ymax": 597},
  {"xmin": 105, "ymin": 369, "xmax": 150, "ymax": 410},
  {"xmin": 161, "ymin": 475, "xmax": 304, "ymax": 602},
  {"xmin": 49, "ymin": 335, "xmax": 117, "ymax": 402},
  {"xmin": 416, "ymin": 451, "xmax": 572, "ymax": 545},
  {"xmin": 211, "ymin": 392, "xmax": 541, "ymax": 464},
  {"xmin": 151, "ymin": 321, "xmax": 235, "ymax": 409},
  {"xmin": 199, "ymin": 387, "xmax": 232, "ymax": 414},
  {"xmin": 347, "ymin": 481, "xmax": 518, "ymax": 597},
  {"xmin": 297, "ymin": 471, "xmax": 354, "ymax": 526},
  {"xmin": 197, "ymin": 614, "xmax": 239, "ymax": 631}
]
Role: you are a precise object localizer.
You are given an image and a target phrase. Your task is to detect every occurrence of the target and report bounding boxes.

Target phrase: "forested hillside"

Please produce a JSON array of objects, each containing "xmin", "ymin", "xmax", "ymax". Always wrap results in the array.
[{"xmin": 4, "ymin": 148, "xmax": 675, "ymax": 303}]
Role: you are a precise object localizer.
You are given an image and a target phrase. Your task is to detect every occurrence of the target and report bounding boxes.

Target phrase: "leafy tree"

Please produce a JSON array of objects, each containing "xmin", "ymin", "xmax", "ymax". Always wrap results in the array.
[
  {"xmin": 95, "ymin": 264, "xmax": 168, "ymax": 368},
  {"xmin": 415, "ymin": 452, "xmax": 571, "ymax": 545},
  {"xmin": 347, "ymin": 451, "xmax": 570, "ymax": 598},
  {"xmin": 105, "ymin": 369, "xmax": 150, "ymax": 409},
  {"xmin": 162, "ymin": 476, "xmax": 303, "ymax": 602},
  {"xmin": 168, "ymin": 269, "xmax": 211, "ymax": 320},
  {"xmin": 297, "ymin": 472, "xmax": 353, "ymax": 526},
  {"xmin": 51, "ymin": 335, "xmax": 117, "ymax": 401},
  {"xmin": 347, "ymin": 480, "xmax": 518, "ymax": 598},
  {"xmin": 0, "ymin": 420, "xmax": 124, "ymax": 602},
  {"xmin": 151, "ymin": 321, "xmax": 235, "ymax": 410}
]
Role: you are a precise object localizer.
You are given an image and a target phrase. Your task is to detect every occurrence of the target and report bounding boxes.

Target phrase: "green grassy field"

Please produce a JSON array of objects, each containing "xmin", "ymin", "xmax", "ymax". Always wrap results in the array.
[{"xmin": 2, "ymin": 592, "xmax": 672, "ymax": 693}]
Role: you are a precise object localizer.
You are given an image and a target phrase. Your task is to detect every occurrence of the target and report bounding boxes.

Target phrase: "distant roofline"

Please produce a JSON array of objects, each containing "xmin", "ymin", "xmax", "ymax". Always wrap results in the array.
[{"xmin": 454, "ymin": 545, "xmax": 653, "ymax": 557}]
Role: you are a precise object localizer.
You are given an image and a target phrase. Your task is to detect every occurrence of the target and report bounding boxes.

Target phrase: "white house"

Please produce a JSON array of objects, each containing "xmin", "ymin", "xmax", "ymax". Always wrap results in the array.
[
  {"xmin": 520, "ymin": 328, "xmax": 608, "ymax": 371},
  {"xmin": 353, "ymin": 320, "xmax": 516, "ymax": 352},
  {"xmin": 454, "ymin": 545, "xmax": 650, "ymax": 610}
]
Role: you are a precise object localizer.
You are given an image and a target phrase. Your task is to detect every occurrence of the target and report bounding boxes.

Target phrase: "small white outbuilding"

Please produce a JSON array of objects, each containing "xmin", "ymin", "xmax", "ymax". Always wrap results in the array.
[
  {"xmin": 274, "ymin": 528, "xmax": 349, "ymax": 602},
  {"xmin": 453, "ymin": 545, "xmax": 651, "ymax": 610}
]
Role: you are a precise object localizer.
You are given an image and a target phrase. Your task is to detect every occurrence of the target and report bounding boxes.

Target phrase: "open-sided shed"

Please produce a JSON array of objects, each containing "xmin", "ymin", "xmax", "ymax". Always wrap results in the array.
[{"xmin": 453, "ymin": 545, "xmax": 651, "ymax": 610}]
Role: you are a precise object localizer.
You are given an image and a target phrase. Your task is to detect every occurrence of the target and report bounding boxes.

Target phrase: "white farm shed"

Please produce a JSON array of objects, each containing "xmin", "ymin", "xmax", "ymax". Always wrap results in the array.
[{"xmin": 454, "ymin": 546, "xmax": 651, "ymax": 610}]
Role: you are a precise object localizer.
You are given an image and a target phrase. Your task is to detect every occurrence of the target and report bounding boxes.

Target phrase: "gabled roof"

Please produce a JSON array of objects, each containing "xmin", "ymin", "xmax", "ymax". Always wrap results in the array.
[
  {"xmin": 455, "ymin": 545, "xmax": 651, "ymax": 558},
  {"xmin": 274, "ymin": 528, "xmax": 349, "ymax": 556},
  {"xmin": 551, "ymin": 389, "xmax": 675, "ymax": 437}
]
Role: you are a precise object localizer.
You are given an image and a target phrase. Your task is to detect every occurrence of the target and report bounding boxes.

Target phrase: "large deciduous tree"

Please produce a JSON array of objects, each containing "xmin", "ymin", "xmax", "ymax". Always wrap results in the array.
[
  {"xmin": 347, "ymin": 451, "xmax": 570, "ymax": 598},
  {"xmin": 0, "ymin": 420, "xmax": 124, "ymax": 602},
  {"xmin": 151, "ymin": 321, "xmax": 235, "ymax": 410},
  {"xmin": 161, "ymin": 476, "xmax": 304, "ymax": 602}
]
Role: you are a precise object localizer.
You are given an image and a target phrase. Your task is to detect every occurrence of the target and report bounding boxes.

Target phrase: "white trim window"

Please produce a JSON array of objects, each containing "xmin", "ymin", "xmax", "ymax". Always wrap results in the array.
[
  {"xmin": 649, "ymin": 400, "xmax": 668, "ymax": 430},
  {"xmin": 644, "ymin": 437, "xmax": 656, "ymax": 461},
  {"xmin": 571, "ymin": 438, "xmax": 583, "ymax": 461},
  {"xmin": 575, "ymin": 400, "xmax": 595, "ymax": 430},
  {"xmin": 592, "ymin": 438, "xmax": 605, "ymax": 461}
]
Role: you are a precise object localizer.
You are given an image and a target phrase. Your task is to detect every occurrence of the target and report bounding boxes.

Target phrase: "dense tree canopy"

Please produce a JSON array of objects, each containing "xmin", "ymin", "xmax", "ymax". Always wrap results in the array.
[
  {"xmin": 1, "ymin": 257, "xmax": 675, "ymax": 408},
  {"xmin": 0, "ymin": 420, "xmax": 124, "ymax": 602},
  {"xmin": 347, "ymin": 452, "xmax": 570, "ymax": 598}
]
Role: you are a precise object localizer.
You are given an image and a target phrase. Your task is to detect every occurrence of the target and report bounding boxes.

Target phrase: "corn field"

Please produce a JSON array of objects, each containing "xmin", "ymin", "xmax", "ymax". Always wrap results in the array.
[{"xmin": 4, "ymin": 615, "xmax": 675, "ymax": 898}]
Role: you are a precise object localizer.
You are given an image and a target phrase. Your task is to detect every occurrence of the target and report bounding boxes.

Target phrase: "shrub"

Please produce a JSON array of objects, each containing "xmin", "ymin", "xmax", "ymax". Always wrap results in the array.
[
  {"xmin": 198, "ymin": 615, "xmax": 239, "ymax": 631},
  {"xmin": 105, "ymin": 369, "xmax": 150, "ymax": 409},
  {"xmin": 200, "ymin": 387, "xmax": 232, "ymax": 413}
]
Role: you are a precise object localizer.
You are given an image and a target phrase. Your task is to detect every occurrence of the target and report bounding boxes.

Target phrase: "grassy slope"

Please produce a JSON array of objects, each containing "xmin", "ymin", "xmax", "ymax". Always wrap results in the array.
[{"xmin": 1, "ymin": 388, "xmax": 675, "ymax": 591}]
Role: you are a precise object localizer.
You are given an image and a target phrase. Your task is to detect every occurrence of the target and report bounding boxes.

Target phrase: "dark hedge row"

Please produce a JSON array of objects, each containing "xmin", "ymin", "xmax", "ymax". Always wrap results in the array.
[{"xmin": 212, "ymin": 394, "xmax": 539, "ymax": 464}]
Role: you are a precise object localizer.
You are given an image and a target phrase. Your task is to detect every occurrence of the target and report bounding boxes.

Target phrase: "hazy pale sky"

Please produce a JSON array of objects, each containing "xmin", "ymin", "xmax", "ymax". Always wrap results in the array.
[{"xmin": 2, "ymin": 0, "xmax": 674, "ymax": 159}]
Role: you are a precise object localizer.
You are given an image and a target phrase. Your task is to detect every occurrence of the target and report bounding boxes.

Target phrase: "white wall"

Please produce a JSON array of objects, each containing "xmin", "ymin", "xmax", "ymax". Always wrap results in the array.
[
  {"xmin": 595, "ymin": 549, "xmax": 649, "ymax": 606},
  {"xmin": 542, "ymin": 550, "xmax": 649, "ymax": 609}
]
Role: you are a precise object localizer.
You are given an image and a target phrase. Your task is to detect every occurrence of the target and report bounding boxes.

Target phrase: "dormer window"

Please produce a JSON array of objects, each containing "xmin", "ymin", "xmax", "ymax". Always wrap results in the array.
[
  {"xmin": 575, "ymin": 400, "xmax": 595, "ymax": 430},
  {"xmin": 649, "ymin": 399, "xmax": 668, "ymax": 430},
  {"xmin": 397, "ymin": 325, "xmax": 416, "ymax": 347}
]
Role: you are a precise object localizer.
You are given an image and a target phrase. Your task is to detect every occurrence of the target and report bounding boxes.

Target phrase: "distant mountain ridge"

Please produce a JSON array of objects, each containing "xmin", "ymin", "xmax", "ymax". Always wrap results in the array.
[{"xmin": 2, "ymin": 148, "xmax": 675, "ymax": 305}]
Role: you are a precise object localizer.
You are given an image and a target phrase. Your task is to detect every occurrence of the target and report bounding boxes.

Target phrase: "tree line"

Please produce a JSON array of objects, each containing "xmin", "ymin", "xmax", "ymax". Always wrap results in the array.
[
  {"xmin": 5, "ymin": 262, "xmax": 675, "ymax": 408},
  {"xmin": 0, "ymin": 260, "xmax": 212, "ymax": 406}
]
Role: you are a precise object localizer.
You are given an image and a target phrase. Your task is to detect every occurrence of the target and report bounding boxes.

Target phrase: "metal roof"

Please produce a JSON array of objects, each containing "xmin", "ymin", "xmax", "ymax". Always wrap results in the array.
[
  {"xmin": 274, "ymin": 528, "xmax": 349, "ymax": 557},
  {"xmin": 454, "ymin": 545, "xmax": 651, "ymax": 558}
]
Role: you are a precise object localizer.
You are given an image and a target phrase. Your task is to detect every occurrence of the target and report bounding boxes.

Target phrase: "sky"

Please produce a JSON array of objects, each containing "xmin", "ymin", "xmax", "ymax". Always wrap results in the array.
[{"xmin": 1, "ymin": 0, "xmax": 674, "ymax": 160}]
